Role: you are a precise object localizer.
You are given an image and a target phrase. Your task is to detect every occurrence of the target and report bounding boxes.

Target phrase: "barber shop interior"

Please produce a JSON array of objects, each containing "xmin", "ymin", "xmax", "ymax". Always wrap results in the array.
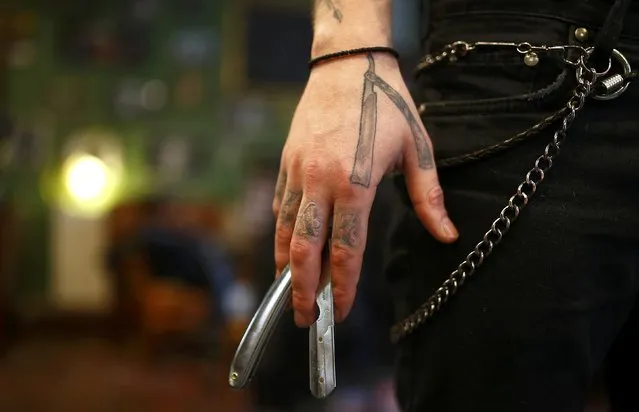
[{"xmin": 0, "ymin": 0, "xmax": 634, "ymax": 411}]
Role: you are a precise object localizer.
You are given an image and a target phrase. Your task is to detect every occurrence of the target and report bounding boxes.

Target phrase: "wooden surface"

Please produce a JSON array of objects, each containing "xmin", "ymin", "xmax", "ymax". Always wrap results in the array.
[{"xmin": 0, "ymin": 337, "xmax": 252, "ymax": 412}]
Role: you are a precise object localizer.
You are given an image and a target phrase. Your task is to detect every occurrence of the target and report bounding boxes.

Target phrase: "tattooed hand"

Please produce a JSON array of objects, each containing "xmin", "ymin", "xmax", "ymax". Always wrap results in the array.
[{"xmin": 272, "ymin": 52, "xmax": 459, "ymax": 327}]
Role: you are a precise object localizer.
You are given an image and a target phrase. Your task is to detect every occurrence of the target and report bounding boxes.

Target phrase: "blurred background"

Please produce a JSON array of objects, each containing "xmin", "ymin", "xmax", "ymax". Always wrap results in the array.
[{"xmin": 0, "ymin": 0, "xmax": 423, "ymax": 411}]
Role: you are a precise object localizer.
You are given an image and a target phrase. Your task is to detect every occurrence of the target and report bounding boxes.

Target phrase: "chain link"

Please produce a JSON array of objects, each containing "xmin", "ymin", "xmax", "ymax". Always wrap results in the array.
[
  {"xmin": 391, "ymin": 44, "xmax": 600, "ymax": 344},
  {"xmin": 415, "ymin": 41, "xmax": 475, "ymax": 71},
  {"xmin": 415, "ymin": 41, "xmax": 587, "ymax": 73}
]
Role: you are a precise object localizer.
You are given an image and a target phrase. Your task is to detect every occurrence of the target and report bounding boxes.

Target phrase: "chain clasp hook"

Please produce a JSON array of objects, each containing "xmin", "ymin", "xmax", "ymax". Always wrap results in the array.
[{"xmin": 576, "ymin": 47, "xmax": 632, "ymax": 100}]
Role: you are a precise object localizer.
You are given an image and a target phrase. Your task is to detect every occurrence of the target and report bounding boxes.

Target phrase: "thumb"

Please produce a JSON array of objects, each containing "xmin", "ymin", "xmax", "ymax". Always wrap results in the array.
[{"xmin": 403, "ymin": 148, "xmax": 459, "ymax": 244}]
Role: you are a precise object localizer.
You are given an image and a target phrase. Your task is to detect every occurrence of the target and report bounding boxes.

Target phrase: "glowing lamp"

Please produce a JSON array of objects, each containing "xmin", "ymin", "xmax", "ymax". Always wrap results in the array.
[
  {"xmin": 49, "ymin": 128, "xmax": 126, "ymax": 217},
  {"xmin": 63, "ymin": 154, "xmax": 110, "ymax": 202},
  {"xmin": 60, "ymin": 150, "xmax": 120, "ymax": 216}
]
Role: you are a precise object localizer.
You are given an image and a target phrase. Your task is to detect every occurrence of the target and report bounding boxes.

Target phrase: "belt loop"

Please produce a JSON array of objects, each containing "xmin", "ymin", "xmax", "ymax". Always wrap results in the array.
[{"xmin": 590, "ymin": 0, "xmax": 632, "ymax": 70}]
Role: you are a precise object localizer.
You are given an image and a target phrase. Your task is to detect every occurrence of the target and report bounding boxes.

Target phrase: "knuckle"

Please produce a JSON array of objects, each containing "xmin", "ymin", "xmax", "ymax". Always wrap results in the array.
[
  {"xmin": 332, "ymin": 285, "xmax": 354, "ymax": 312},
  {"xmin": 303, "ymin": 158, "xmax": 325, "ymax": 186},
  {"xmin": 289, "ymin": 239, "xmax": 313, "ymax": 264},
  {"xmin": 288, "ymin": 153, "xmax": 304, "ymax": 173},
  {"xmin": 274, "ymin": 246, "xmax": 289, "ymax": 265},
  {"xmin": 274, "ymin": 223, "xmax": 294, "ymax": 245},
  {"xmin": 332, "ymin": 159, "xmax": 361, "ymax": 198},
  {"xmin": 330, "ymin": 242, "xmax": 358, "ymax": 269},
  {"xmin": 272, "ymin": 200, "xmax": 281, "ymax": 217},
  {"xmin": 427, "ymin": 185, "xmax": 445, "ymax": 207},
  {"xmin": 334, "ymin": 176, "xmax": 356, "ymax": 199},
  {"xmin": 291, "ymin": 289, "xmax": 314, "ymax": 313}
]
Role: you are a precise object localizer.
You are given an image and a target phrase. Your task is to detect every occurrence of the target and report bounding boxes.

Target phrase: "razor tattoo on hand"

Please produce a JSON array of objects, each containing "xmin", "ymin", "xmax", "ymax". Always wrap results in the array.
[
  {"xmin": 365, "ymin": 70, "xmax": 434, "ymax": 169},
  {"xmin": 320, "ymin": 0, "xmax": 343, "ymax": 22},
  {"xmin": 295, "ymin": 201, "xmax": 323, "ymax": 240},
  {"xmin": 350, "ymin": 53, "xmax": 435, "ymax": 188},
  {"xmin": 350, "ymin": 54, "xmax": 378, "ymax": 187}
]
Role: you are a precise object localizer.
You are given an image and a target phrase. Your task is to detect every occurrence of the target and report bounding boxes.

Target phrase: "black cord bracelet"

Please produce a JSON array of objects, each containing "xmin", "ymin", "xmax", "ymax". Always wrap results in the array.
[{"xmin": 308, "ymin": 46, "xmax": 400, "ymax": 70}]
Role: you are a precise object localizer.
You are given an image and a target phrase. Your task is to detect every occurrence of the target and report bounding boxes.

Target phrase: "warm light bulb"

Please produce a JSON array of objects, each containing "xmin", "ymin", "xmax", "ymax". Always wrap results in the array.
[{"xmin": 64, "ymin": 154, "xmax": 109, "ymax": 202}]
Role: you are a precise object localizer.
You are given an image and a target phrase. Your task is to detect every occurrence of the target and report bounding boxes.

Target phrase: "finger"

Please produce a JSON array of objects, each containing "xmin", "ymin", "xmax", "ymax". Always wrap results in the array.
[
  {"xmin": 289, "ymin": 195, "xmax": 331, "ymax": 327},
  {"xmin": 272, "ymin": 158, "xmax": 287, "ymax": 217},
  {"xmin": 403, "ymin": 136, "xmax": 459, "ymax": 244},
  {"xmin": 274, "ymin": 184, "xmax": 303, "ymax": 278},
  {"xmin": 329, "ymin": 187, "xmax": 375, "ymax": 323}
]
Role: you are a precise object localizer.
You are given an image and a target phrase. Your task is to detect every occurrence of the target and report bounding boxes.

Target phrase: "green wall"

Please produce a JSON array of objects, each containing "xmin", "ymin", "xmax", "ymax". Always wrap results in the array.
[
  {"xmin": 4, "ymin": 0, "xmax": 309, "ymax": 305},
  {"xmin": 4, "ymin": 0, "xmax": 238, "ymax": 303}
]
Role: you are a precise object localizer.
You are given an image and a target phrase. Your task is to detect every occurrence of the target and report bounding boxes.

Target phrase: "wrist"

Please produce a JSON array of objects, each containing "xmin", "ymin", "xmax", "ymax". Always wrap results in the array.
[
  {"xmin": 308, "ymin": 50, "xmax": 401, "ymax": 83},
  {"xmin": 309, "ymin": 47, "xmax": 400, "ymax": 73},
  {"xmin": 311, "ymin": 24, "xmax": 392, "ymax": 58}
]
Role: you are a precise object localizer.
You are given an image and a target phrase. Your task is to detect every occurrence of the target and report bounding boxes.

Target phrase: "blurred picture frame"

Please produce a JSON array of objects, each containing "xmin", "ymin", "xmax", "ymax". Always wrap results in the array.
[{"xmin": 219, "ymin": 0, "xmax": 311, "ymax": 96}]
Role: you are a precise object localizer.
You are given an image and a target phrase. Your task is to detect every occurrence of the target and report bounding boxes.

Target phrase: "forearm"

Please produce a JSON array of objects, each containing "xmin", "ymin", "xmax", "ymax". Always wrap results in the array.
[{"xmin": 312, "ymin": 0, "xmax": 393, "ymax": 57}]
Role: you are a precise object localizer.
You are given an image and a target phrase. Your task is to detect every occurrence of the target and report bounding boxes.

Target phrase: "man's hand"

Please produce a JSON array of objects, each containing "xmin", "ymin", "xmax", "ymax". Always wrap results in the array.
[{"xmin": 272, "ymin": 0, "xmax": 459, "ymax": 328}]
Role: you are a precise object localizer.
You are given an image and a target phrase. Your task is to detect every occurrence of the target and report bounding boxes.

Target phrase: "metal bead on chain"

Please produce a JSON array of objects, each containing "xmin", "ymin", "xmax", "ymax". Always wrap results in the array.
[
  {"xmin": 390, "ymin": 56, "xmax": 595, "ymax": 344},
  {"xmin": 416, "ymin": 42, "xmax": 473, "ymax": 72},
  {"xmin": 524, "ymin": 52, "xmax": 539, "ymax": 67}
]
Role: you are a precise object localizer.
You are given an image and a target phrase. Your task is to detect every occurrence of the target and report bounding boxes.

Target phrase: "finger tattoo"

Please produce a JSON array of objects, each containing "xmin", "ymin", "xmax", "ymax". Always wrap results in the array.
[
  {"xmin": 295, "ymin": 201, "xmax": 323, "ymax": 240},
  {"xmin": 332, "ymin": 211, "xmax": 359, "ymax": 248},
  {"xmin": 279, "ymin": 190, "xmax": 302, "ymax": 226},
  {"xmin": 275, "ymin": 171, "xmax": 287, "ymax": 202}
]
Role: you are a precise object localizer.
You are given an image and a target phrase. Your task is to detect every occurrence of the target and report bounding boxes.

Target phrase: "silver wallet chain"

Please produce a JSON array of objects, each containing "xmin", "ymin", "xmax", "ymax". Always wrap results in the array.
[{"xmin": 390, "ymin": 40, "xmax": 637, "ymax": 343}]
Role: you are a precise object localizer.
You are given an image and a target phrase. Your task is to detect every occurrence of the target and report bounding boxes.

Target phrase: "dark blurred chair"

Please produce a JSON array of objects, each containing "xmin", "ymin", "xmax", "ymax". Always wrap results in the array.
[
  {"xmin": 105, "ymin": 199, "xmax": 234, "ymax": 358},
  {"xmin": 0, "ymin": 198, "xmax": 19, "ymax": 354},
  {"xmin": 139, "ymin": 226, "xmax": 234, "ymax": 351}
]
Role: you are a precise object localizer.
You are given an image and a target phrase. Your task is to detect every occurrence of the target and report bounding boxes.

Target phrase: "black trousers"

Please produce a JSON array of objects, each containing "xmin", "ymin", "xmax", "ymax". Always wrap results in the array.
[{"xmin": 387, "ymin": 5, "xmax": 639, "ymax": 412}]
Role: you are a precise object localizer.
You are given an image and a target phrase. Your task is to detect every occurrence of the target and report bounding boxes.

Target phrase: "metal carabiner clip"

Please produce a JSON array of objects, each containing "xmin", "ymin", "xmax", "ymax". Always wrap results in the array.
[{"xmin": 576, "ymin": 47, "xmax": 632, "ymax": 100}]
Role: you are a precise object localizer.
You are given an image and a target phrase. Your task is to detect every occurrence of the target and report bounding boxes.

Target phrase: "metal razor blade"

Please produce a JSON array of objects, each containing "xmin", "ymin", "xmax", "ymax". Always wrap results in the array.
[{"xmin": 229, "ymin": 246, "xmax": 336, "ymax": 398}]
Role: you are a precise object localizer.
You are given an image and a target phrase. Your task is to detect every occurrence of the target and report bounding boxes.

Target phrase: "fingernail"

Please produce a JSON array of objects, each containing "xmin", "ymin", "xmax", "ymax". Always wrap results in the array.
[{"xmin": 441, "ymin": 217, "xmax": 459, "ymax": 240}]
